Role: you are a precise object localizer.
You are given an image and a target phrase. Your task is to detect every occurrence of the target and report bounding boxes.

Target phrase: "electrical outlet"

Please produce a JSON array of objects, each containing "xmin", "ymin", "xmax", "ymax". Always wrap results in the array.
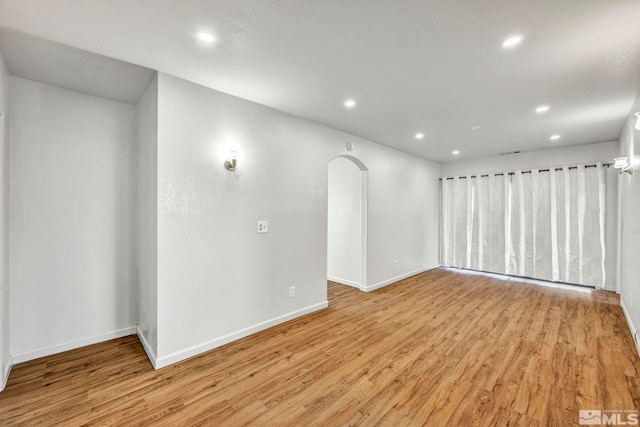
[
  {"xmin": 289, "ymin": 286, "xmax": 295, "ymax": 298},
  {"xmin": 257, "ymin": 221, "xmax": 268, "ymax": 233}
]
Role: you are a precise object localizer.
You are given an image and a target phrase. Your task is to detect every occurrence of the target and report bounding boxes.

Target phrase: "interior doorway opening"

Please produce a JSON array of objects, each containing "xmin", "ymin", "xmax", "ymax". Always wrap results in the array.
[{"xmin": 327, "ymin": 155, "xmax": 368, "ymax": 290}]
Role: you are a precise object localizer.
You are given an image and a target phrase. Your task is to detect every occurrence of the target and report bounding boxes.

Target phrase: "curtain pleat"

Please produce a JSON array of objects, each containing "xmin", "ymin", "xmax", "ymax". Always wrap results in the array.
[
  {"xmin": 440, "ymin": 178, "xmax": 451, "ymax": 266},
  {"xmin": 550, "ymin": 170, "xmax": 560, "ymax": 281},
  {"xmin": 466, "ymin": 177, "xmax": 474, "ymax": 268},
  {"xmin": 563, "ymin": 166, "xmax": 572, "ymax": 282},
  {"xmin": 531, "ymin": 170, "xmax": 539, "ymax": 279},
  {"xmin": 476, "ymin": 176, "xmax": 484, "ymax": 271},
  {"xmin": 487, "ymin": 174, "xmax": 504, "ymax": 274},
  {"xmin": 598, "ymin": 163, "xmax": 607, "ymax": 289},
  {"xmin": 577, "ymin": 165, "xmax": 586, "ymax": 284},
  {"xmin": 454, "ymin": 177, "xmax": 467, "ymax": 268},
  {"xmin": 440, "ymin": 164, "xmax": 607, "ymax": 287},
  {"xmin": 533, "ymin": 170, "xmax": 552, "ymax": 281},
  {"xmin": 515, "ymin": 171, "xmax": 526, "ymax": 276},
  {"xmin": 504, "ymin": 174, "xmax": 512, "ymax": 275}
]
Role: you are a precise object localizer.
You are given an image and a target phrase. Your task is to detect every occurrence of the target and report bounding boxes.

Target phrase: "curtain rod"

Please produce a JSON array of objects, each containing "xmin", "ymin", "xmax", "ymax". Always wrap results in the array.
[{"xmin": 439, "ymin": 163, "xmax": 612, "ymax": 181}]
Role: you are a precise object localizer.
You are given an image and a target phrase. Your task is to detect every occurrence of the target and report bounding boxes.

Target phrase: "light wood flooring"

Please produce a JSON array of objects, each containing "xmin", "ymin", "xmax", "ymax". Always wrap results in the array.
[{"xmin": 1, "ymin": 268, "xmax": 639, "ymax": 426}]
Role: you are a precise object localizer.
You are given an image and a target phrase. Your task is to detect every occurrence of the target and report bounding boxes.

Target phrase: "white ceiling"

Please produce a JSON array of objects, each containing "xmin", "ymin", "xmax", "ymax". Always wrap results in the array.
[{"xmin": 0, "ymin": 0, "xmax": 639, "ymax": 162}]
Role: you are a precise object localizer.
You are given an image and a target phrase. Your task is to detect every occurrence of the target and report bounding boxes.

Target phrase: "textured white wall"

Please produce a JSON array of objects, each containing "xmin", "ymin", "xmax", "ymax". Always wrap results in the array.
[
  {"xmin": 154, "ymin": 73, "xmax": 440, "ymax": 366},
  {"xmin": 363, "ymin": 146, "xmax": 441, "ymax": 288},
  {"xmin": 136, "ymin": 74, "xmax": 158, "ymax": 361},
  {"xmin": 327, "ymin": 157, "xmax": 363, "ymax": 287},
  {"xmin": 441, "ymin": 141, "xmax": 618, "ymax": 177},
  {"xmin": 0, "ymin": 52, "xmax": 9, "ymax": 391},
  {"xmin": 9, "ymin": 77, "xmax": 137, "ymax": 362},
  {"xmin": 618, "ymin": 88, "xmax": 640, "ymax": 353}
]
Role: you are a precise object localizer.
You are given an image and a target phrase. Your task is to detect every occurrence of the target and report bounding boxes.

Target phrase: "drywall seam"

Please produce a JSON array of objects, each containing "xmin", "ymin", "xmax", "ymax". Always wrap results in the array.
[
  {"xmin": 327, "ymin": 276, "xmax": 361, "ymax": 288},
  {"xmin": 621, "ymin": 299, "xmax": 640, "ymax": 359},
  {"xmin": 136, "ymin": 326, "xmax": 157, "ymax": 369},
  {"xmin": 155, "ymin": 301, "xmax": 328, "ymax": 369},
  {"xmin": 11, "ymin": 326, "xmax": 137, "ymax": 364},
  {"xmin": 361, "ymin": 265, "xmax": 440, "ymax": 292},
  {"xmin": 0, "ymin": 356, "xmax": 11, "ymax": 392}
]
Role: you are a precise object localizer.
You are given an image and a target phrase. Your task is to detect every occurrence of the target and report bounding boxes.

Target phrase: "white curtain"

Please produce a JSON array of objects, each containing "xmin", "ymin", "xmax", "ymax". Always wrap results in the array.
[{"xmin": 440, "ymin": 164, "xmax": 609, "ymax": 288}]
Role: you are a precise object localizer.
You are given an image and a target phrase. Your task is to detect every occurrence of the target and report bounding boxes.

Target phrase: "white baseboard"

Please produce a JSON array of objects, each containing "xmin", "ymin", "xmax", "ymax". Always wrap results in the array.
[
  {"xmin": 11, "ymin": 326, "xmax": 137, "ymax": 364},
  {"xmin": 327, "ymin": 275, "xmax": 361, "ymax": 288},
  {"xmin": 1, "ymin": 356, "xmax": 12, "ymax": 392},
  {"xmin": 155, "ymin": 301, "xmax": 328, "ymax": 369},
  {"xmin": 136, "ymin": 326, "xmax": 158, "ymax": 369},
  {"xmin": 621, "ymin": 299, "xmax": 640, "ymax": 359},
  {"xmin": 361, "ymin": 264, "xmax": 440, "ymax": 292}
]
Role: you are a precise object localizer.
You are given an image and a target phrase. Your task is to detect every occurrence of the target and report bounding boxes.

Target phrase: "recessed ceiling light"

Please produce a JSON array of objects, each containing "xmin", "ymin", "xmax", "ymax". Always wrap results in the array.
[
  {"xmin": 471, "ymin": 126, "xmax": 481, "ymax": 130},
  {"xmin": 452, "ymin": 150, "xmax": 460, "ymax": 155},
  {"xmin": 196, "ymin": 30, "xmax": 215, "ymax": 43},
  {"xmin": 550, "ymin": 134, "xmax": 561, "ymax": 140},
  {"xmin": 536, "ymin": 105, "xmax": 550, "ymax": 114},
  {"xmin": 415, "ymin": 132, "xmax": 424, "ymax": 140},
  {"xmin": 344, "ymin": 99, "xmax": 356, "ymax": 109},
  {"xmin": 501, "ymin": 35, "xmax": 523, "ymax": 49}
]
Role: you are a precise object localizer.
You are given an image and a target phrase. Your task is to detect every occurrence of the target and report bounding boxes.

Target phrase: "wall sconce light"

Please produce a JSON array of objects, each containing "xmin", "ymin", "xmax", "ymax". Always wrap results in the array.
[
  {"xmin": 635, "ymin": 112, "xmax": 640, "ymax": 131},
  {"xmin": 225, "ymin": 151, "xmax": 238, "ymax": 171},
  {"xmin": 614, "ymin": 157, "xmax": 633, "ymax": 175}
]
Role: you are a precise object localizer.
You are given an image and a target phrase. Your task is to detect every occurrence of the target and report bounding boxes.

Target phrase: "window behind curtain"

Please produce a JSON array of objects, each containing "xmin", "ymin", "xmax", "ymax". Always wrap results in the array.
[{"xmin": 440, "ymin": 164, "xmax": 609, "ymax": 288}]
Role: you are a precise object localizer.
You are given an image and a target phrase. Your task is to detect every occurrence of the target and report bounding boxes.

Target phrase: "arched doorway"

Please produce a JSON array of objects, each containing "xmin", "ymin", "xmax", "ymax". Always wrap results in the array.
[{"xmin": 327, "ymin": 155, "xmax": 368, "ymax": 290}]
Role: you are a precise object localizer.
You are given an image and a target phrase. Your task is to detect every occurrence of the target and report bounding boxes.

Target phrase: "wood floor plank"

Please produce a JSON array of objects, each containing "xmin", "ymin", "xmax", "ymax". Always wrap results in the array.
[{"xmin": 1, "ymin": 268, "xmax": 639, "ymax": 426}]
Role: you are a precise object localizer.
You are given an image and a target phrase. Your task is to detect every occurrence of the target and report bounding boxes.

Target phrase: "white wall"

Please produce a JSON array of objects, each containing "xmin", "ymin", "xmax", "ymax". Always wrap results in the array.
[
  {"xmin": 441, "ymin": 141, "xmax": 618, "ymax": 177},
  {"xmin": 364, "ymin": 147, "xmax": 440, "ymax": 288},
  {"xmin": 136, "ymin": 74, "xmax": 158, "ymax": 363},
  {"xmin": 0, "ymin": 52, "xmax": 10, "ymax": 391},
  {"xmin": 618, "ymin": 87, "xmax": 640, "ymax": 355},
  {"xmin": 327, "ymin": 156, "xmax": 363, "ymax": 287},
  {"xmin": 441, "ymin": 141, "xmax": 619, "ymax": 291},
  {"xmin": 153, "ymin": 72, "xmax": 440, "ymax": 367},
  {"xmin": 9, "ymin": 77, "xmax": 137, "ymax": 362}
]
